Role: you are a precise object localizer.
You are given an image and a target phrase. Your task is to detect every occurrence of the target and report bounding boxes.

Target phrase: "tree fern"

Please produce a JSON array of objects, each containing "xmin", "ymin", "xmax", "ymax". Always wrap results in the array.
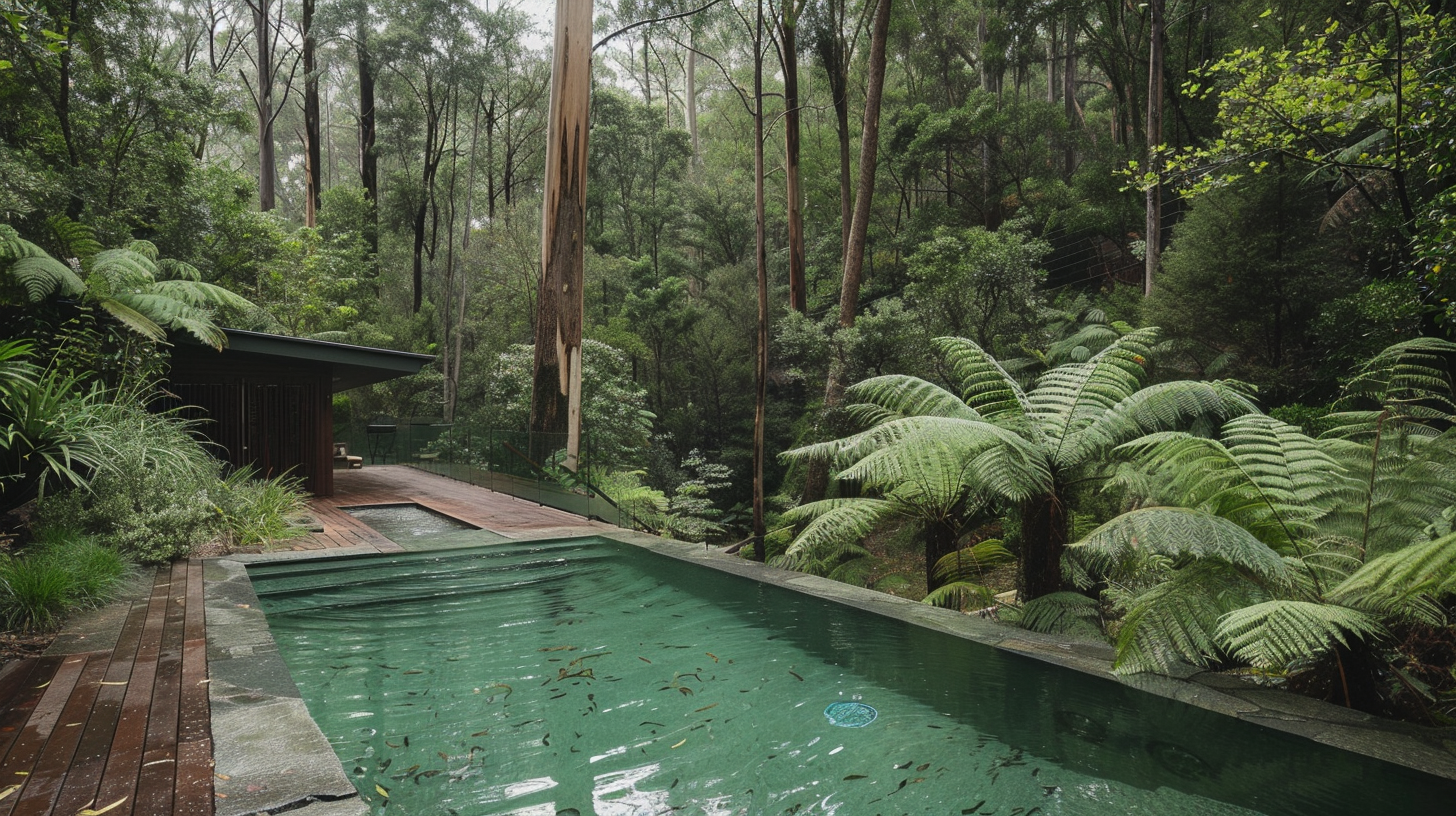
[
  {"xmin": 0, "ymin": 225, "xmax": 84, "ymax": 303},
  {"xmin": 844, "ymin": 374, "xmax": 982, "ymax": 423},
  {"xmin": 933, "ymin": 336, "xmax": 1036, "ymax": 428},
  {"xmin": 1215, "ymin": 600, "xmax": 1386, "ymax": 669}
]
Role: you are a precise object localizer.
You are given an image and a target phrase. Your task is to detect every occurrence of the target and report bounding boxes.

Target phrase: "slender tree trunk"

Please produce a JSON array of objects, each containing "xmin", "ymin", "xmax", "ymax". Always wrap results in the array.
[
  {"xmin": 1145, "ymin": 0, "xmax": 1164, "ymax": 296},
  {"xmin": 783, "ymin": 1, "xmax": 806, "ymax": 314},
  {"xmin": 302, "ymin": 0, "xmax": 321, "ymax": 227},
  {"xmin": 752, "ymin": 0, "xmax": 770, "ymax": 560},
  {"xmin": 1020, "ymin": 489, "xmax": 1068, "ymax": 601},
  {"xmin": 254, "ymin": 0, "xmax": 277, "ymax": 211},
  {"xmin": 358, "ymin": 18, "xmax": 379, "ymax": 259},
  {"xmin": 530, "ymin": 0, "xmax": 592, "ymax": 471},
  {"xmin": 833, "ymin": 0, "xmax": 891, "ymax": 336},
  {"xmin": 686, "ymin": 29, "xmax": 699, "ymax": 163},
  {"xmin": 809, "ymin": 0, "xmax": 892, "ymax": 504},
  {"xmin": 1064, "ymin": 15, "xmax": 1077, "ymax": 179}
]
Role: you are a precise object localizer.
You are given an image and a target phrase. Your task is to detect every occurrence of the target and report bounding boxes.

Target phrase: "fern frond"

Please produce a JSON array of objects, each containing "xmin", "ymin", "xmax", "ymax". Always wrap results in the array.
[
  {"xmin": 1077, "ymin": 380, "xmax": 1258, "ymax": 463},
  {"xmin": 1112, "ymin": 563, "xmax": 1259, "ymax": 674},
  {"xmin": 782, "ymin": 498, "xmax": 899, "ymax": 564},
  {"xmin": 148, "ymin": 279, "xmax": 253, "ymax": 312},
  {"xmin": 933, "ymin": 336, "xmax": 1034, "ymax": 425},
  {"xmin": 44, "ymin": 215, "xmax": 102, "ymax": 259},
  {"xmin": 838, "ymin": 416, "xmax": 1052, "ymax": 505},
  {"xmin": 88, "ymin": 248, "xmax": 158, "ymax": 290},
  {"xmin": 5, "ymin": 254, "xmax": 85, "ymax": 301},
  {"xmin": 125, "ymin": 239, "xmax": 160, "ymax": 261},
  {"xmin": 1335, "ymin": 337, "xmax": 1456, "ymax": 421},
  {"xmin": 94, "ymin": 297, "xmax": 166, "ymax": 342},
  {"xmin": 1011, "ymin": 591, "xmax": 1104, "ymax": 638},
  {"xmin": 1074, "ymin": 507, "xmax": 1288, "ymax": 583},
  {"xmin": 1215, "ymin": 600, "xmax": 1385, "ymax": 669},
  {"xmin": 1329, "ymin": 532, "xmax": 1456, "ymax": 612},
  {"xmin": 924, "ymin": 581, "xmax": 995, "ymax": 610},
  {"xmin": 931, "ymin": 539, "xmax": 1014, "ymax": 584},
  {"xmin": 155, "ymin": 258, "xmax": 203, "ymax": 281},
  {"xmin": 1028, "ymin": 327, "xmax": 1159, "ymax": 467},
  {"xmin": 844, "ymin": 375, "xmax": 980, "ymax": 422}
]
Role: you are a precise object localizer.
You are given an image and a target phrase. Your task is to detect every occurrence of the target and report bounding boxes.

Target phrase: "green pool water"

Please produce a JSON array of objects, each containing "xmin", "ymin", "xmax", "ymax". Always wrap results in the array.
[{"xmin": 249, "ymin": 537, "xmax": 1454, "ymax": 816}]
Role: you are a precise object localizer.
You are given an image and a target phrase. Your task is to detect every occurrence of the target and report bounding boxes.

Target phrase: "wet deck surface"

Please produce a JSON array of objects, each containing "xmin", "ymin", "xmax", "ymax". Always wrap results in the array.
[{"xmin": 0, "ymin": 466, "xmax": 608, "ymax": 815}]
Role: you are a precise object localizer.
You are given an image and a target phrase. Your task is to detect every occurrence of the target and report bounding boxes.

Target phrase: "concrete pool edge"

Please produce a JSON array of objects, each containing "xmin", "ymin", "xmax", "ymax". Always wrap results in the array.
[{"xmin": 205, "ymin": 527, "xmax": 1456, "ymax": 814}]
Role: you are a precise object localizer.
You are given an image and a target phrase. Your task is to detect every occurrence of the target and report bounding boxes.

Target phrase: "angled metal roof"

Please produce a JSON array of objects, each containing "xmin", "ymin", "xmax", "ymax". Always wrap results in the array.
[{"xmin": 177, "ymin": 328, "xmax": 434, "ymax": 392}]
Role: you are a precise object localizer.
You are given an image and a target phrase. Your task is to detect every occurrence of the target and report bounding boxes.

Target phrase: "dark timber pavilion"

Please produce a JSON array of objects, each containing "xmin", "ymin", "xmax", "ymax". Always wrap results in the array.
[{"xmin": 163, "ymin": 329, "xmax": 432, "ymax": 496}]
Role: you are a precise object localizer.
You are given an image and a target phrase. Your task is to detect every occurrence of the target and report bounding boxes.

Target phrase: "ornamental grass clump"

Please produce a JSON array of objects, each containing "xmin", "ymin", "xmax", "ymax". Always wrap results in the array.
[
  {"xmin": 213, "ymin": 466, "xmax": 311, "ymax": 549},
  {"xmin": 0, "ymin": 534, "xmax": 131, "ymax": 632}
]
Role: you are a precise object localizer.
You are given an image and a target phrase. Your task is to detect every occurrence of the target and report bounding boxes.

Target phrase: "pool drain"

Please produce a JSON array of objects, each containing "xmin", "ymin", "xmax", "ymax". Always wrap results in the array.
[{"xmin": 823, "ymin": 702, "xmax": 878, "ymax": 727}]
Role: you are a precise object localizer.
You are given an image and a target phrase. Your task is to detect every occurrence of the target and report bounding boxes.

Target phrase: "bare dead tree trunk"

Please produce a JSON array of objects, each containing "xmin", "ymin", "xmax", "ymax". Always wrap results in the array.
[
  {"xmin": 530, "ymin": 0, "xmax": 592, "ymax": 471},
  {"xmin": 782, "ymin": 0, "xmax": 806, "ymax": 314},
  {"xmin": 1145, "ymin": 0, "xmax": 1163, "ymax": 296},
  {"xmin": 302, "ymin": 0, "xmax": 321, "ymax": 226}
]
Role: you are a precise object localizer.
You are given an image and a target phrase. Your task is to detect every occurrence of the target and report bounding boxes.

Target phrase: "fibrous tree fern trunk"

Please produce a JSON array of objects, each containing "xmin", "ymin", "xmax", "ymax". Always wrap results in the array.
[
  {"xmin": 1020, "ymin": 489, "xmax": 1069, "ymax": 600},
  {"xmin": 924, "ymin": 519, "xmax": 959, "ymax": 594}
]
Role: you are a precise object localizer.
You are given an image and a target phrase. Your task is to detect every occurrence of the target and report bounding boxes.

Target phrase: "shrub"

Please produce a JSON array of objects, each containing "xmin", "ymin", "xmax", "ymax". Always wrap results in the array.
[
  {"xmin": 35, "ymin": 401, "xmax": 225, "ymax": 562},
  {"xmin": 212, "ymin": 467, "xmax": 311, "ymax": 549}
]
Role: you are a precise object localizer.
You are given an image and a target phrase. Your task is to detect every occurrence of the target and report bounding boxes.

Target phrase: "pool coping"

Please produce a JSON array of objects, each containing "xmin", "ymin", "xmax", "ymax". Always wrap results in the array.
[{"xmin": 205, "ymin": 527, "xmax": 1456, "ymax": 815}]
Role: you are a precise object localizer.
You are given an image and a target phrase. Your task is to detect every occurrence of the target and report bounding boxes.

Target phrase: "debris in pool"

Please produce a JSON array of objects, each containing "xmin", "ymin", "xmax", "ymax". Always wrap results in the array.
[{"xmin": 823, "ymin": 701, "xmax": 878, "ymax": 727}]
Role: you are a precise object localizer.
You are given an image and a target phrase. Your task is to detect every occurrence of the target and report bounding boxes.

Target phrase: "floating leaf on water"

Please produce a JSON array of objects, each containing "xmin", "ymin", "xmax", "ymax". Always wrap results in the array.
[
  {"xmin": 962, "ymin": 801, "xmax": 986, "ymax": 814},
  {"xmin": 375, "ymin": 784, "xmax": 390, "ymax": 799},
  {"xmin": 670, "ymin": 779, "xmax": 679, "ymax": 789},
  {"xmin": 706, "ymin": 652, "xmax": 718, "ymax": 662},
  {"xmin": 540, "ymin": 645, "xmax": 577, "ymax": 652},
  {"xmin": 843, "ymin": 775, "xmax": 867, "ymax": 781},
  {"xmin": 677, "ymin": 687, "xmax": 693, "ymax": 696},
  {"xmin": 379, "ymin": 664, "xmax": 399, "ymax": 670},
  {"xmin": 917, "ymin": 763, "xmax": 930, "ymax": 772},
  {"xmin": 557, "ymin": 809, "xmax": 581, "ymax": 816},
  {"xmin": 641, "ymin": 721, "xmax": 665, "ymax": 728},
  {"xmin": 788, "ymin": 671, "xmax": 804, "ymax": 681},
  {"xmin": 438, "ymin": 752, "xmax": 449, "ymax": 761},
  {"xmin": 379, "ymin": 759, "xmax": 392, "ymax": 771},
  {"xmin": 694, "ymin": 703, "xmax": 718, "ymax": 713},
  {"xmin": 638, "ymin": 657, "xmax": 652, "ymax": 663},
  {"xmin": 471, "ymin": 729, "xmax": 490, "ymax": 737},
  {"xmin": 386, "ymin": 741, "xmax": 401, "ymax": 749},
  {"xmin": 894, "ymin": 762, "xmax": 911, "ymax": 770},
  {"xmin": 403, "ymin": 670, "xmax": 424, "ymax": 675},
  {"xmin": 671, "ymin": 738, "xmax": 687, "ymax": 748}
]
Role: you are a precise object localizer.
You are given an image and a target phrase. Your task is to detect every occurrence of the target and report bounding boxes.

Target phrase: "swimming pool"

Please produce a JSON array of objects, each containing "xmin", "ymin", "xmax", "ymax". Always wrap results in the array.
[{"xmin": 248, "ymin": 536, "xmax": 1454, "ymax": 815}]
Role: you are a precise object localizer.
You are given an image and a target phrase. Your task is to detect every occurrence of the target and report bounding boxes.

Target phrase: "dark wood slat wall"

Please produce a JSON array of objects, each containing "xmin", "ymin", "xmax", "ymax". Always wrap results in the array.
[{"xmin": 165, "ymin": 355, "xmax": 335, "ymax": 496}]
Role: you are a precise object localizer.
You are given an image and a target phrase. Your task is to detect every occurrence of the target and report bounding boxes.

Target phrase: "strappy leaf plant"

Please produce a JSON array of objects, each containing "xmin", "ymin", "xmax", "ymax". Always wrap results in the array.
[
  {"xmin": 1064, "ymin": 339, "xmax": 1456, "ymax": 715},
  {"xmin": 781, "ymin": 330, "xmax": 1256, "ymax": 602}
]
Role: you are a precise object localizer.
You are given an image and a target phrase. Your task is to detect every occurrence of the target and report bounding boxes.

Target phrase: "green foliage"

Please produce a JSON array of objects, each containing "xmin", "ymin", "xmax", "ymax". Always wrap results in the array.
[
  {"xmin": 0, "ymin": 535, "xmax": 130, "ymax": 633},
  {"xmin": 464, "ymin": 339, "xmax": 654, "ymax": 468},
  {"xmin": 0, "ymin": 347, "xmax": 107, "ymax": 513},
  {"xmin": 1073, "ymin": 339, "xmax": 1456, "ymax": 714},
  {"xmin": 213, "ymin": 467, "xmax": 311, "ymax": 550},
  {"xmin": 783, "ymin": 329, "xmax": 1254, "ymax": 599},
  {"xmin": 904, "ymin": 225, "xmax": 1048, "ymax": 351},
  {"xmin": 1005, "ymin": 592, "xmax": 1105, "ymax": 639},
  {"xmin": 35, "ymin": 401, "xmax": 225, "ymax": 563},
  {"xmin": 0, "ymin": 555, "xmax": 73, "ymax": 632}
]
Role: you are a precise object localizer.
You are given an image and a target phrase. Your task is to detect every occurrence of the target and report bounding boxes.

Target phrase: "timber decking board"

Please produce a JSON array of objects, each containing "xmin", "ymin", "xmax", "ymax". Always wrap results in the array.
[
  {"xmin": 0, "ymin": 563, "xmax": 214, "ymax": 816},
  {"xmin": 293, "ymin": 466, "xmax": 613, "ymax": 554}
]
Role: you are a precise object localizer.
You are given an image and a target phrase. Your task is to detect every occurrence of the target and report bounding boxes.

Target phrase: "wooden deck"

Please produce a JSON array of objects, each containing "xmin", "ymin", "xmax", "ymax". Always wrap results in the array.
[
  {"xmin": 288, "ymin": 464, "xmax": 614, "ymax": 552},
  {"xmin": 0, "ymin": 465, "xmax": 609, "ymax": 815},
  {"xmin": 0, "ymin": 561, "xmax": 211, "ymax": 816}
]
